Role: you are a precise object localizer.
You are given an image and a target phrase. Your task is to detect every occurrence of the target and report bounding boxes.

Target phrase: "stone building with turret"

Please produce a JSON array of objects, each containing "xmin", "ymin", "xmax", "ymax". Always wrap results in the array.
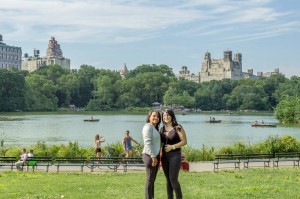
[
  {"xmin": 177, "ymin": 66, "xmax": 200, "ymax": 83},
  {"xmin": 200, "ymin": 50, "xmax": 243, "ymax": 82},
  {"xmin": 22, "ymin": 37, "xmax": 70, "ymax": 72},
  {"xmin": 119, "ymin": 63, "xmax": 129, "ymax": 78},
  {"xmin": 0, "ymin": 34, "xmax": 22, "ymax": 70}
]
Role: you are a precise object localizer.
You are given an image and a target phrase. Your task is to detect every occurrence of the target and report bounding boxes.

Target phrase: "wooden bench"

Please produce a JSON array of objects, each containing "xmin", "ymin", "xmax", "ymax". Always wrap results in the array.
[
  {"xmin": 86, "ymin": 157, "xmax": 122, "ymax": 172},
  {"xmin": 122, "ymin": 157, "xmax": 144, "ymax": 172},
  {"xmin": 23, "ymin": 156, "xmax": 53, "ymax": 172},
  {"xmin": 54, "ymin": 157, "xmax": 87, "ymax": 172},
  {"xmin": 273, "ymin": 152, "xmax": 300, "ymax": 167},
  {"xmin": 242, "ymin": 153, "xmax": 273, "ymax": 168},
  {"xmin": 213, "ymin": 154, "xmax": 243, "ymax": 171},
  {"xmin": 0, "ymin": 156, "xmax": 17, "ymax": 171}
]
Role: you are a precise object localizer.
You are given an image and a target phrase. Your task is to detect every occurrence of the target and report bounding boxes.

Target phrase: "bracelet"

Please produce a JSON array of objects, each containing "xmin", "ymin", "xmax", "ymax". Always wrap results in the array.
[{"xmin": 172, "ymin": 145, "xmax": 175, "ymax": 150}]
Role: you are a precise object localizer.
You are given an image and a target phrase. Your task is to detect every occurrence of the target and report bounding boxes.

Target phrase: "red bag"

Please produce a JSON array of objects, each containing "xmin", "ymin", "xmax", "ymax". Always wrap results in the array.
[{"xmin": 181, "ymin": 161, "xmax": 189, "ymax": 172}]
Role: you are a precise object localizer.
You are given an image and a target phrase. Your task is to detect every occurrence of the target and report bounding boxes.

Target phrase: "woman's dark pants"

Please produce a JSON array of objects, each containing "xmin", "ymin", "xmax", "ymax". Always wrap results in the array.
[{"xmin": 143, "ymin": 154, "xmax": 160, "ymax": 199}]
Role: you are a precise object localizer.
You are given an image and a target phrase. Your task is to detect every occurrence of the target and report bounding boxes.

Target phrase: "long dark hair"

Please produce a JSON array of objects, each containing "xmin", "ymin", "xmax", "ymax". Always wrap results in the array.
[
  {"xmin": 146, "ymin": 110, "xmax": 161, "ymax": 131},
  {"xmin": 163, "ymin": 109, "xmax": 179, "ymax": 127}
]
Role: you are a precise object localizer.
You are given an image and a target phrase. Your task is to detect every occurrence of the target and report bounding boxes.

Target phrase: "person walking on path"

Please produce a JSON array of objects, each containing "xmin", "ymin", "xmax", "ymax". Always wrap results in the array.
[
  {"xmin": 15, "ymin": 148, "xmax": 28, "ymax": 171},
  {"xmin": 122, "ymin": 130, "xmax": 140, "ymax": 157},
  {"xmin": 160, "ymin": 109, "xmax": 187, "ymax": 199},
  {"xmin": 142, "ymin": 110, "xmax": 161, "ymax": 199}
]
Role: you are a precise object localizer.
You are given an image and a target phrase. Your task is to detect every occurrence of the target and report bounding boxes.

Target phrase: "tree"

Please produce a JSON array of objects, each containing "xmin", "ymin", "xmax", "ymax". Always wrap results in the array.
[
  {"xmin": 126, "ymin": 64, "xmax": 174, "ymax": 78},
  {"xmin": 0, "ymin": 69, "xmax": 26, "ymax": 111},
  {"xmin": 56, "ymin": 74, "xmax": 80, "ymax": 107},
  {"xmin": 25, "ymin": 74, "xmax": 58, "ymax": 111},
  {"xmin": 274, "ymin": 96, "xmax": 300, "ymax": 124}
]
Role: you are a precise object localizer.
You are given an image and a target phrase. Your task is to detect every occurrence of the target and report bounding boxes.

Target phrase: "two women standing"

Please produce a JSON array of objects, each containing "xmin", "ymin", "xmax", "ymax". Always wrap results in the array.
[{"xmin": 142, "ymin": 109, "xmax": 187, "ymax": 199}]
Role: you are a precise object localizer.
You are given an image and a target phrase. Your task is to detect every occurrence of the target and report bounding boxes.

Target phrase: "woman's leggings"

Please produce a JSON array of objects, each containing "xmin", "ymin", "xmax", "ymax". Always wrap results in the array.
[
  {"xmin": 161, "ymin": 151, "xmax": 182, "ymax": 199},
  {"xmin": 142, "ymin": 153, "xmax": 160, "ymax": 199}
]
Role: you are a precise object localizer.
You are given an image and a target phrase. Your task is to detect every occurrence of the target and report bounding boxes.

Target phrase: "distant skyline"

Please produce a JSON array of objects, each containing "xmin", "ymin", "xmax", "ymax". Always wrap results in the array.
[{"xmin": 1, "ymin": 0, "xmax": 299, "ymax": 77}]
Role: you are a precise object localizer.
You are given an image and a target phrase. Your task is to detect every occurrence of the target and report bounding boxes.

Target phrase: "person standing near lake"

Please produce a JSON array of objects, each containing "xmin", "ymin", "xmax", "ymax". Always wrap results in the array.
[
  {"xmin": 160, "ymin": 109, "xmax": 187, "ymax": 199},
  {"xmin": 142, "ymin": 110, "xmax": 161, "ymax": 199},
  {"xmin": 122, "ymin": 130, "xmax": 140, "ymax": 158},
  {"xmin": 94, "ymin": 134, "xmax": 105, "ymax": 157}
]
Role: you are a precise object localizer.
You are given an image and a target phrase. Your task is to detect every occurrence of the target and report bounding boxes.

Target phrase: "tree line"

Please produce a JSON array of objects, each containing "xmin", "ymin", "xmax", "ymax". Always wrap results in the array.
[{"xmin": 0, "ymin": 64, "xmax": 299, "ymax": 119}]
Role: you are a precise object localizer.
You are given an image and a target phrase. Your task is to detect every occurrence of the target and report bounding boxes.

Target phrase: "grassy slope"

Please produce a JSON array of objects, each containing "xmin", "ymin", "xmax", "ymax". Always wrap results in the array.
[{"xmin": 1, "ymin": 168, "xmax": 300, "ymax": 199}]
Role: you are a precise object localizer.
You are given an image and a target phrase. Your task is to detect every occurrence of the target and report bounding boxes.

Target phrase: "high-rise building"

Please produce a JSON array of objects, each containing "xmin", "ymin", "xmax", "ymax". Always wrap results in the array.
[
  {"xmin": 0, "ymin": 34, "xmax": 22, "ymax": 70},
  {"xmin": 22, "ymin": 37, "xmax": 70, "ymax": 72}
]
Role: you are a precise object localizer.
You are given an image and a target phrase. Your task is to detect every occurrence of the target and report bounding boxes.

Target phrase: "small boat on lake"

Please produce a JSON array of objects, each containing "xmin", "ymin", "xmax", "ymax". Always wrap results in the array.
[
  {"xmin": 251, "ymin": 120, "xmax": 277, "ymax": 127},
  {"xmin": 84, "ymin": 117, "xmax": 100, "ymax": 122},
  {"xmin": 209, "ymin": 120, "xmax": 221, "ymax": 123},
  {"xmin": 208, "ymin": 117, "xmax": 221, "ymax": 123},
  {"xmin": 84, "ymin": 119, "xmax": 99, "ymax": 122},
  {"xmin": 251, "ymin": 123, "xmax": 277, "ymax": 127}
]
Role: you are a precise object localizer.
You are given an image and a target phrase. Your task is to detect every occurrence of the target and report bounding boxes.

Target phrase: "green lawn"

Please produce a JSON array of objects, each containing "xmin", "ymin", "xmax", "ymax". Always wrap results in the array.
[{"xmin": 1, "ymin": 168, "xmax": 300, "ymax": 198}]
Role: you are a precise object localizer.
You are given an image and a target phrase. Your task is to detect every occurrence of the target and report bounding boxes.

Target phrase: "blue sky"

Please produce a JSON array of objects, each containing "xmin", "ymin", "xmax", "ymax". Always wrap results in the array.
[{"xmin": 1, "ymin": 0, "xmax": 299, "ymax": 77}]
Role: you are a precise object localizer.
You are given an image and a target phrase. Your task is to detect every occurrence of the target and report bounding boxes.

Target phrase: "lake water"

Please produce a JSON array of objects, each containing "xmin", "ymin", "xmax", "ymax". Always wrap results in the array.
[{"xmin": 0, "ymin": 113, "xmax": 299, "ymax": 149}]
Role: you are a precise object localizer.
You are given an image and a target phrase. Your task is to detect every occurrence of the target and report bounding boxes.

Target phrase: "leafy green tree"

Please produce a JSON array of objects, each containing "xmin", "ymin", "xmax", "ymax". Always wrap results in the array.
[
  {"xmin": 273, "ymin": 76, "xmax": 300, "ymax": 103},
  {"xmin": 25, "ymin": 74, "xmax": 58, "ymax": 111},
  {"xmin": 115, "ymin": 78, "xmax": 140, "ymax": 108},
  {"xmin": 0, "ymin": 69, "xmax": 26, "ymax": 111},
  {"xmin": 225, "ymin": 80, "xmax": 268, "ymax": 110},
  {"xmin": 260, "ymin": 74, "xmax": 287, "ymax": 108},
  {"xmin": 75, "ymin": 65, "xmax": 98, "ymax": 107},
  {"xmin": 126, "ymin": 64, "xmax": 174, "ymax": 78},
  {"xmin": 274, "ymin": 96, "xmax": 300, "ymax": 124},
  {"xmin": 174, "ymin": 91, "xmax": 196, "ymax": 108},
  {"xmin": 56, "ymin": 74, "xmax": 80, "ymax": 107},
  {"xmin": 95, "ymin": 76, "xmax": 115, "ymax": 108}
]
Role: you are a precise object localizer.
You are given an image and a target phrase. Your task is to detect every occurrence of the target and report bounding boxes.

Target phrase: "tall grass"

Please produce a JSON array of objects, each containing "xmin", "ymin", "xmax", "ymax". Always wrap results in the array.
[{"xmin": 1, "ymin": 135, "xmax": 300, "ymax": 161}]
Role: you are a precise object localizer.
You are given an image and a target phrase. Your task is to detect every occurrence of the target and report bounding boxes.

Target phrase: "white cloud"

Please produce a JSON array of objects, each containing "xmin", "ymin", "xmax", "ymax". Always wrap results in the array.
[{"xmin": 0, "ymin": 0, "xmax": 298, "ymax": 45}]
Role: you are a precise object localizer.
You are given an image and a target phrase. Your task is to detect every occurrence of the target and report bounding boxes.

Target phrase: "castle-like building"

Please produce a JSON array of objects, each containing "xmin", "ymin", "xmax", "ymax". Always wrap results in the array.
[
  {"xmin": 200, "ymin": 50, "xmax": 243, "ymax": 82},
  {"xmin": 119, "ymin": 63, "xmax": 129, "ymax": 78},
  {"xmin": 0, "ymin": 34, "xmax": 22, "ymax": 70},
  {"xmin": 176, "ymin": 50, "xmax": 280, "ymax": 83},
  {"xmin": 22, "ymin": 37, "xmax": 70, "ymax": 72},
  {"xmin": 176, "ymin": 66, "xmax": 199, "ymax": 83}
]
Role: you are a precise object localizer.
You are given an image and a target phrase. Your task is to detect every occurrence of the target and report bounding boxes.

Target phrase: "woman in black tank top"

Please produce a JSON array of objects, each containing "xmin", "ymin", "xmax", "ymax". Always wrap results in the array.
[{"xmin": 160, "ymin": 109, "xmax": 187, "ymax": 199}]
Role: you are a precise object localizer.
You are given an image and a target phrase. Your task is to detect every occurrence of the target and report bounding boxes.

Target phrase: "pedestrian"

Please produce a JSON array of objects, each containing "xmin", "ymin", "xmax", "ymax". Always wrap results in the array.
[
  {"xmin": 94, "ymin": 134, "xmax": 105, "ymax": 158},
  {"xmin": 142, "ymin": 110, "xmax": 161, "ymax": 199},
  {"xmin": 160, "ymin": 109, "xmax": 187, "ymax": 199},
  {"xmin": 122, "ymin": 130, "xmax": 140, "ymax": 157}
]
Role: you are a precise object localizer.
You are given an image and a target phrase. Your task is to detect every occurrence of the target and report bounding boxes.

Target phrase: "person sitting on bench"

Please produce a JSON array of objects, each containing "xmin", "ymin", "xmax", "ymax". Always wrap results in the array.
[{"xmin": 15, "ymin": 148, "xmax": 28, "ymax": 171}]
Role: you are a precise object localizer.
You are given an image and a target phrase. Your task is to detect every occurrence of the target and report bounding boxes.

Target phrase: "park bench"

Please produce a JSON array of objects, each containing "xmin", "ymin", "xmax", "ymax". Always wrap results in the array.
[
  {"xmin": 273, "ymin": 152, "xmax": 300, "ymax": 167},
  {"xmin": 213, "ymin": 154, "xmax": 243, "ymax": 171},
  {"xmin": 22, "ymin": 156, "xmax": 53, "ymax": 172},
  {"xmin": 0, "ymin": 156, "xmax": 17, "ymax": 171},
  {"xmin": 54, "ymin": 157, "xmax": 87, "ymax": 172},
  {"xmin": 86, "ymin": 157, "xmax": 122, "ymax": 172},
  {"xmin": 242, "ymin": 153, "xmax": 273, "ymax": 168},
  {"xmin": 121, "ymin": 157, "xmax": 144, "ymax": 172}
]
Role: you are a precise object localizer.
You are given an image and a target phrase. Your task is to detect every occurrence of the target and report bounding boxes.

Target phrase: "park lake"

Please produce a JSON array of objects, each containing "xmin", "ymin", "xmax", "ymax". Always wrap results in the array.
[{"xmin": 0, "ymin": 112, "xmax": 299, "ymax": 149}]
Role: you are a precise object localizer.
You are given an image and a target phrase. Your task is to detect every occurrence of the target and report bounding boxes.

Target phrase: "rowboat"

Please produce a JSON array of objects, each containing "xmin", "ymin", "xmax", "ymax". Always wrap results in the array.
[
  {"xmin": 251, "ymin": 123, "xmax": 277, "ymax": 127},
  {"xmin": 209, "ymin": 120, "xmax": 221, "ymax": 123},
  {"xmin": 84, "ymin": 119, "xmax": 100, "ymax": 122}
]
